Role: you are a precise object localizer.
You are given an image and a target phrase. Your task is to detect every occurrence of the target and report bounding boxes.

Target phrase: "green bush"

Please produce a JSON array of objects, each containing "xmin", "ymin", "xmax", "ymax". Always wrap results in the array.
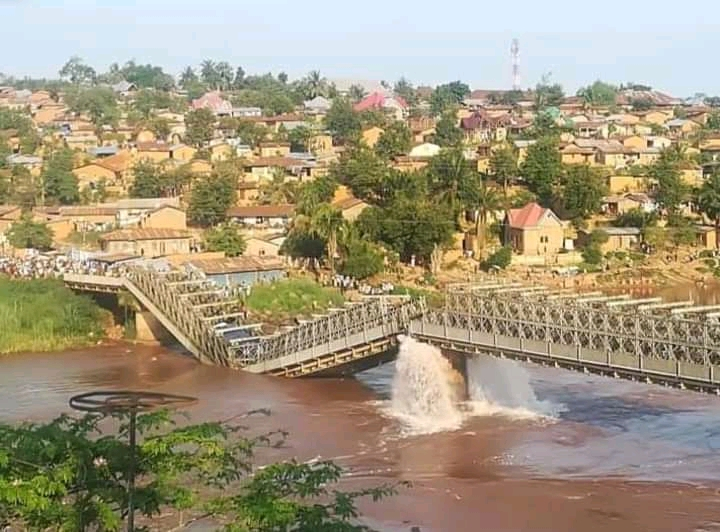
[
  {"xmin": 582, "ymin": 245, "xmax": 603, "ymax": 265},
  {"xmin": 482, "ymin": 246, "xmax": 512, "ymax": 270},
  {"xmin": 245, "ymin": 278, "xmax": 344, "ymax": 322}
]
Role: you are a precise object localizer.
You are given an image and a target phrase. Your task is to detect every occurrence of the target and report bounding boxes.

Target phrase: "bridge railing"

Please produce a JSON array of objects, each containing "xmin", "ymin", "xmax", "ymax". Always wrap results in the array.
[
  {"xmin": 231, "ymin": 296, "xmax": 426, "ymax": 366},
  {"xmin": 425, "ymin": 290, "xmax": 720, "ymax": 366},
  {"xmin": 127, "ymin": 268, "xmax": 233, "ymax": 366}
]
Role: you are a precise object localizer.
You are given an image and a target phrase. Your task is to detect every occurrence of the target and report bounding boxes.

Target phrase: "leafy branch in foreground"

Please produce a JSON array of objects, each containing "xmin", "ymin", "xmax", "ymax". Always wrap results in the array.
[{"xmin": 0, "ymin": 409, "xmax": 402, "ymax": 531}]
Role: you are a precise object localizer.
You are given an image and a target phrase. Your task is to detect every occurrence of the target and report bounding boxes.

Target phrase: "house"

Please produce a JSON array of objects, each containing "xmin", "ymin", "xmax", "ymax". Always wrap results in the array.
[
  {"xmin": 560, "ymin": 144, "xmax": 595, "ymax": 165},
  {"xmin": 606, "ymin": 175, "xmax": 647, "ymax": 194},
  {"xmin": 139, "ymin": 205, "xmax": 187, "ymax": 230},
  {"xmin": 111, "ymin": 80, "xmax": 137, "ymax": 96},
  {"xmin": 244, "ymin": 234, "xmax": 285, "ymax": 257},
  {"xmin": 503, "ymin": 202, "xmax": 564, "ymax": 256},
  {"xmin": 409, "ymin": 116, "xmax": 436, "ymax": 143},
  {"xmin": 191, "ymin": 91, "xmax": 232, "ymax": 116},
  {"xmin": 135, "ymin": 142, "xmax": 196, "ymax": 163},
  {"xmin": 331, "ymin": 187, "xmax": 369, "ymax": 221},
  {"xmin": 87, "ymin": 145, "xmax": 120, "ymax": 158},
  {"xmin": 6, "ymin": 154, "xmax": 43, "ymax": 175},
  {"xmin": 227, "ymin": 204, "xmax": 295, "ymax": 228},
  {"xmin": 100, "ymin": 228, "xmax": 191, "ymax": 257},
  {"xmin": 55, "ymin": 205, "xmax": 118, "ymax": 232},
  {"xmin": 695, "ymin": 226, "xmax": 718, "ymax": 250},
  {"xmin": 136, "ymin": 129, "xmax": 157, "ymax": 143},
  {"xmin": 231, "ymin": 107, "xmax": 262, "ymax": 118},
  {"xmin": 308, "ymin": 133, "xmax": 333, "ymax": 155},
  {"xmin": 258, "ymin": 142, "xmax": 291, "ymax": 157},
  {"xmin": 73, "ymin": 150, "xmax": 133, "ymax": 190},
  {"xmin": 248, "ymin": 114, "xmax": 305, "ymax": 132},
  {"xmin": 573, "ymin": 121, "xmax": 609, "ymax": 139},
  {"xmin": 243, "ymin": 157, "xmax": 314, "ymax": 181},
  {"xmin": 208, "ymin": 141, "xmax": 233, "ymax": 161},
  {"xmin": 304, "ymin": 96, "xmax": 332, "ymax": 115},
  {"xmin": 514, "ymin": 140, "xmax": 536, "ymax": 164},
  {"xmin": 578, "ymin": 227, "xmax": 641, "ymax": 253},
  {"xmin": 236, "ymin": 181, "xmax": 260, "ymax": 206},
  {"xmin": 185, "ymin": 256, "xmax": 286, "ymax": 288},
  {"xmin": 361, "ymin": 126, "xmax": 384, "ymax": 148},
  {"xmin": 409, "ymin": 143, "xmax": 441, "ymax": 158},
  {"xmin": 601, "ymin": 193, "xmax": 656, "ymax": 215},
  {"xmin": 460, "ymin": 111, "xmax": 510, "ymax": 143},
  {"xmin": 353, "ymin": 92, "xmax": 408, "ymax": 120},
  {"xmin": 666, "ymin": 119, "xmax": 701, "ymax": 137},
  {"xmin": 632, "ymin": 110, "xmax": 671, "ymax": 126},
  {"xmin": 115, "ymin": 197, "xmax": 182, "ymax": 227}
]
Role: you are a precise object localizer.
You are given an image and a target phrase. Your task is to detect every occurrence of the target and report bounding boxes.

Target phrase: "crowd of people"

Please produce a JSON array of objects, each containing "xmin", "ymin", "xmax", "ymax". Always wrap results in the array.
[
  {"xmin": 326, "ymin": 273, "xmax": 395, "ymax": 296},
  {"xmin": 0, "ymin": 252, "xmax": 126, "ymax": 280}
]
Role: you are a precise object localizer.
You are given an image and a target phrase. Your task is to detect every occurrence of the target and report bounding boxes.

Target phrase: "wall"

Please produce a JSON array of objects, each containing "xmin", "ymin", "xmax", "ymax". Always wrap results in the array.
[
  {"xmin": 73, "ymin": 164, "xmax": 117, "ymax": 188},
  {"xmin": 103, "ymin": 237, "xmax": 191, "ymax": 257},
  {"xmin": 141, "ymin": 208, "xmax": 187, "ymax": 230}
]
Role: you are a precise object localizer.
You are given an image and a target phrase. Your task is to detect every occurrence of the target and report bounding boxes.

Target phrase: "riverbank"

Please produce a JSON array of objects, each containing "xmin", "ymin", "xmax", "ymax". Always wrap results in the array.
[{"xmin": 0, "ymin": 277, "xmax": 111, "ymax": 354}]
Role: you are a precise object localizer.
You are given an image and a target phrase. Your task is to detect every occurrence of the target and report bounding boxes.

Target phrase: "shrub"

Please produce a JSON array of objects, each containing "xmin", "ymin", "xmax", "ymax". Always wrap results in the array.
[{"xmin": 482, "ymin": 246, "xmax": 512, "ymax": 270}]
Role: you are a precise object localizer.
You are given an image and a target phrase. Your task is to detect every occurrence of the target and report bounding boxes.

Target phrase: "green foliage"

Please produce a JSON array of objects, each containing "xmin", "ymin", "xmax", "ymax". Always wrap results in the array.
[
  {"xmin": 42, "ymin": 147, "xmax": 79, "ymax": 205},
  {"xmin": 581, "ymin": 245, "xmax": 603, "ymax": 265},
  {"xmin": 482, "ymin": 246, "xmax": 512, "ymax": 270},
  {"xmin": 117, "ymin": 60, "xmax": 175, "ymax": 90},
  {"xmin": 245, "ymin": 278, "xmax": 344, "ymax": 319},
  {"xmin": 489, "ymin": 145, "xmax": 518, "ymax": 190},
  {"xmin": 280, "ymin": 230, "xmax": 326, "ymax": 260},
  {"xmin": 666, "ymin": 215, "xmax": 697, "ymax": 249},
  {"xmin": 426, "ymin": 147, "xmax": 480, "ymax": 215},
  {"xmin": 433, "ymin": 112, "xmax": 463, "ymax": 147},
  {"xmin": 707, "ymin": 111, "xmax": 720, "ymax": 130},
  {"xmin": 557, "ymin": 164, "xmax": 608, "ymax": 219},
  {"xmin": 331, "ymin": 144, "xmax": 389, "ymax": 203},
  {"xmin": 296, "ymin": 175, "xmax": 338, "ymax": 215},
  {"xmin": 698, "ymin": 172, "xmax": 720, "ymax": 227},
  {"xmin": 59, "ymin": 56, "xmax": 96, "ymax": 84},
  {"xmin": 8, "ymin": 165, "xmax": 37, "ymax": 210},
  {"xmin": 374, "ymin": 121, "xmax": 412, "ymax": 159},
  {"xmin": 6, "ymin": 216, "xmax": 53, "ymax": 250},
  {"xmin": 430, "ymin": 81, "xmax": 470, "ymax": 116},
  {"xmin": 185, "ymin": 107, "xmax": 216, "ymax": 147},
  {"xmin": 65, "ymin": 87, "xmax": 119, "ymax": 128},
  {"xmin": 325, "ymin": 99, "xmax": 361, "ymax": 144},
  {"xmin": 129, "ymin": 160, "xmax": 163, "ymax": 198},
  {"xmin": 0, "ymin": 278, "xmax": 105, "ymax": 353},
  {"xmin": 520, "ymin": 136, "xmax": 562, "ymax": 204},
  {"xmin": 356, "ymin": 199, "xmax": 454, "ymax": 264},
  {"xmin": 393, "ymin": 77, "xmax": 418, "ymax": 107},
  {"xmin": 614, "ymin": 208, "xmax": 659, "ymax": 228},
  {"xmin": 0, "ymin": 109, "xmax": 35, "ymax": 137},
  {"xmin": 188, "ymin": 172, "xmax": 237, "ymax": 227},
  {"xmin": 576, "ymin": 80, "xmax": 618, "ymax": 106},
  {"xmin": 287, "ymin": 125, "xmax": 313, "ymax": 152},
  {"xmin": 234, "ymin": 119, "xmax": 269, "ymax": 147},
  {"xmin": 205, "ymin": 223, "xmax": 247, "ymax": 257},
  {"xmin": 534, "ymin": 74, "xmax": 565, "ymax": 110},
  {"xmin": 651, "ymin": 149, "xmax": 688, "ymax": 215},
  {"xmin": 132, "ymin": 89, "xmax": 179, "ymax": 118},
  {"xmin": 340, "ymin": 238, "xmax": 385, "ymax": 279},
  {"xmin": 631, "ymin": 98, "xmax": 653, "ymax": 111}
]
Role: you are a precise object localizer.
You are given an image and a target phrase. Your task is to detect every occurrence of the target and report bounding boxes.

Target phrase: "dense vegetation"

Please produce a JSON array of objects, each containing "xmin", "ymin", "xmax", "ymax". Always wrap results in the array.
[
  {"xmin": 0, "ymin": 408, "xmax": 400, "ymax": 530},
  {"xmin": 0, "ymin": 278, "xmax": 107, "ymax": 353},
  {"xmin": 244, "ymin": 278, "xmax": 344, "ymax": 325}
]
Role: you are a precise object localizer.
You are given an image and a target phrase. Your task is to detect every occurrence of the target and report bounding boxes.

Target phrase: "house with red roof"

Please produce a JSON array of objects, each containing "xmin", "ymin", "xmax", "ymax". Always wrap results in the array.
[
  {"xmin": 191, "ymin": 91, "xmax": 232, "ymax": 116},
  {"xmin": 503, "ymin": 202, "xmax": 564, "ymax": 256},
  {"xmin": 353, "ymin": 92, "xmax": 408, "ymax": 120}
]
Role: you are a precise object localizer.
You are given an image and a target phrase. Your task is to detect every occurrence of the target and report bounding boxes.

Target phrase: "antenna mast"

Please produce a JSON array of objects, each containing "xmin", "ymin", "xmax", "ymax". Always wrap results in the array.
[{"xmin": 511, "ymin": 38, "xmax": 520, "ymax": 91}]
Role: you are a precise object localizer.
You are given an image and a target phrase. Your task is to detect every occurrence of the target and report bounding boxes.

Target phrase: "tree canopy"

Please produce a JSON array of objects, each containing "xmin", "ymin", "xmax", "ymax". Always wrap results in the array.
[
  {"xmin": 7, "ymin": 216, "xmax": 54, "ymax": 250},
  {"xmin": 204, "ymin": 223, "xmax": 247, "ymax": 256}
]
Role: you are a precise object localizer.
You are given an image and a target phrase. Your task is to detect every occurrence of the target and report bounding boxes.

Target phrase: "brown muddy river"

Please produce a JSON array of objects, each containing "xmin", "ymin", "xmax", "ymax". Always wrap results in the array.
[{"xmin": 3, "ymin": 284, "xmax": 720, "ymax": 531}]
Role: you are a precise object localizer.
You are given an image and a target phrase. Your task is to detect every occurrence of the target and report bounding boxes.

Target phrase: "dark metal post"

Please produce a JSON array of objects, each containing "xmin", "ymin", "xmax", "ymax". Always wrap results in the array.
[{"xmin": 127, "ymin": 410, "xmax": 137, "ymax": 532}]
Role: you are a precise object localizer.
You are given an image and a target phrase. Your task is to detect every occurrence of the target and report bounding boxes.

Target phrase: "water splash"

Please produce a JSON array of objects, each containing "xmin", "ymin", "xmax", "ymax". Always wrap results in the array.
[
  {"xmin": 386, "ymin": 336, "xmax": 557, "ymax": 435},
  {"xmin": 466, "ymin": 354, "xmax": 560, "ymax": 419},
  {"xmin": 389, "ymin": 335, "xmax": 464, "ymax": 434}
]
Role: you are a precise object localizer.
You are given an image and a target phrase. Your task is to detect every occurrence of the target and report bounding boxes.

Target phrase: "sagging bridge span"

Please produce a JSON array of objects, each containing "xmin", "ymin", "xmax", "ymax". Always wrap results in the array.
[{"xmin": 64, "ymin": 269, "xmax": 720, "ymax": 393}]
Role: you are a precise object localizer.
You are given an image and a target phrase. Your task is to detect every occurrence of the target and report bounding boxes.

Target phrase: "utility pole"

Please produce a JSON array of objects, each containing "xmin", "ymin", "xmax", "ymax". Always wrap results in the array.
[{"xmin": 511, "ymin": 38, "xmax": 520, "ymax": 91}]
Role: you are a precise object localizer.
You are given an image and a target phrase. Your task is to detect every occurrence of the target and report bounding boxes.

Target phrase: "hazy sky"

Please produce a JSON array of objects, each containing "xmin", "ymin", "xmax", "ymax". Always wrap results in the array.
[{"xmin": 1, "ymin": 0, "xmax": 718, "ymax": 96}]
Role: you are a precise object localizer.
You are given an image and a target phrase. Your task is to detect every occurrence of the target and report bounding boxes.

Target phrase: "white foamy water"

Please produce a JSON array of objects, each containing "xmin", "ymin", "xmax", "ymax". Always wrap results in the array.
[
  {"xmin": 389, "ymin": 335, "xmax": 464, "ymax": 434},
  {"xmin": 387, "ymin": 336, "xmax": 556, "ymax": 435}
]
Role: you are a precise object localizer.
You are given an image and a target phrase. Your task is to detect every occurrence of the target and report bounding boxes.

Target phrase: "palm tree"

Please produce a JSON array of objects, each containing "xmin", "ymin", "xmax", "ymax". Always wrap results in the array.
[
  {"xmin": 698, "ymin": 172, "xmax": 720, "ymax": 248},
  {"xmin": 348, "ymin": 84, "xmax": 367, "ymax": 103},
  {"xmin": 474, "ymin": 180, "xmax": 503, "ymax": 254},
  {"xmin": 215, "ymin": 62, "xmax": 234, "ymax": 91},
  {"xmin": 258, "ymin": 170, "xmax": 299, "ymax": 205},
  {"xmin": 304, "ymin": 70, "xmax": 326, "ymax": 99},
  {"xmin": 428, "ymin": 148, "xmax": 473, "ymax": 216},
  {"xmin": 200, "ymin": 60, "xmax": 218, "ymax": 89},
  {"xmin": 310, "ymin": 204, "xmax": 345, "ymax": 274},
  {"xmin": 180, "ymin": 66, "xmax": 197, "ymax": 87}
]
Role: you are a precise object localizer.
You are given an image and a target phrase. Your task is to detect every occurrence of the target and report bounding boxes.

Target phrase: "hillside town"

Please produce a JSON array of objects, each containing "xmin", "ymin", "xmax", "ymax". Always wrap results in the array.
[{"xmin": 2, "ymin": 58, "xmax": 720, "ymax": 291}]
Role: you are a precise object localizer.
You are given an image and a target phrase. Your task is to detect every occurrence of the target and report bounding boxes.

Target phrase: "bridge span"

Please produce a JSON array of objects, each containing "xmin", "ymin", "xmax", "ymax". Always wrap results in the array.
[{"xmin": 64, "ymin": 271, "xmax": 720, "ymax": 393}]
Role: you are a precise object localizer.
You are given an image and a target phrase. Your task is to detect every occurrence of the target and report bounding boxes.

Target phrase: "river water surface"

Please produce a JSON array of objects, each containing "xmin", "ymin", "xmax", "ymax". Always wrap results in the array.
[{"xmin": 3, "ymin": 283, "xmax": 720, "ymax": 531}]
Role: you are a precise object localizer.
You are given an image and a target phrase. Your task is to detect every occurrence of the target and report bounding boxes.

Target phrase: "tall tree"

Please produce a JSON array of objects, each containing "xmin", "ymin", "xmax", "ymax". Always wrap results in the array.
[
  {"xmin": 489, "ymin": 144, "xmax": 518, "ymax": 194},
  {"xmin": 393, "ymin": 77, "xmax": 418, "ymax": 106},
  {"xmin": 347, "ymin": 84, "xmax": 367, "ymax": 103},
  {"xmin": 185, "ymin": 108, "xmax": 216, "ymax": 147},
  {"xmin": 309, "ymin": 203, "xmax": 345, "ymax": 274},
  {"xmin": 129, "ymin": 160, "xmax": 163, "ymax": 198},
  {"xmin": 188, "ymin": 172, "xmax": 237, "ymax": 227},
  {"xmin": 324, "ymin": 98, "xmax": 361, "ymax": 144},
  {"xmin": 534, "ymin": 73, "xmax": 564, "ymax": 110},
  {"xmin": 426, "ymin": 147, "xmax": 477, "ymax": 217},
  {"xmin": 473, "ymin": 179, "xmax": 503, "ymax": 252},
  {"xmin": 42, "ymin": 147, "xmax": 79, "ymax": 205},
  {"xmin": 205, "ymin": 222, "xmax": 247, "ymax": 256},
  {"xmin": 434, "ymin": 112, "xmax": 463, "ymax": 147},
  {"xmin": 330, "ymin": 144, "xmax": 388, "ymax": 203},
  {"xmin": 7, "ymin": 215, "xmax": 53, "ymax": 250},
  {"xmin": 557, "ymin": 164, "xmax": 608, "ymax": 221},
  {"xmin": 576, "ymin": 80, "xmax": 618, "ymax": 107},
  {"xmin": 697, "ymin": 172, "xmax": 720, "ymax": 247},
  {"xmin": 233, "ymin": 66, "xmax": 246, "ymax": 89},
  {"xmin": 303, "ymin": 70, "xmax": 327, "ymax": 99},
  {"xmin": 430, "ymin": 81, "xmax": 470, "ymax": 116},
  {"xmin": 651, "ymin": 149, "xmax": 688, "ymax": 216},
  {"xmin": 375, "ymin": 121, "xmax": 412, "ymax": 159},
  {"xmin": 200, "ymin": 59, "xmax": 219, "ymax": 89},
  {"xmin": 258, "ymin": 170, "xmax": 299, "ymax": 204},
  {"xmin": 58, "ymin": 56, "xmax": 96, "ymax": 85},
  {"xmin": 520, "ymin": 136, "xmax": 562, "ymax": 205},
  {"xmin": 180, "ymin": 66, "xmax": 197, "ymax": 87}
]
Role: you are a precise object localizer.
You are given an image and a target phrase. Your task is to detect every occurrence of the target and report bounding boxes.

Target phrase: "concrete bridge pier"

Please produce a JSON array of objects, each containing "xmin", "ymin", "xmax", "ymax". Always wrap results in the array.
[
  {"xmin": 135, "ymin": 311, "xmax": 172, "ymax": 344},
  {"xmin": 441, "ymin": 350, "xmax": 470, "ymax": 401}
]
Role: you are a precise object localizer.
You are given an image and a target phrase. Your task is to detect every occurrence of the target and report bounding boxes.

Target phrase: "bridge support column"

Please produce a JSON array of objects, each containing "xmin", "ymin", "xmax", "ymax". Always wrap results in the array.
[{"xmin": 135, "ymin": 311, "xmax": 171, "ymax": 344}]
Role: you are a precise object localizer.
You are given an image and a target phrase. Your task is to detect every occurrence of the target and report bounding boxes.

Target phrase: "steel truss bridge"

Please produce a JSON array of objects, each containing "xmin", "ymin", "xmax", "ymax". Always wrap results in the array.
[{"xmin": 64, "ymin": 271, "xmax": 720, "ymax": 392}]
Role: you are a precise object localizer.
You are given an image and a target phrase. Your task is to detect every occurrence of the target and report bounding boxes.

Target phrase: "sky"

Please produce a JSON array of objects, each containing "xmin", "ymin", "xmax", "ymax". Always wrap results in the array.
[{"xmin": 1, "ymin": 0, "xmax": 719, "ymax": 97}]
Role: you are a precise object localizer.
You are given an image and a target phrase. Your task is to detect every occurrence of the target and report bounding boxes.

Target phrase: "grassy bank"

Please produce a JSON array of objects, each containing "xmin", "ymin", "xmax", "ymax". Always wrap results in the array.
[
  {"xmin": 0, "ymin": 278, "xmax": 108, "ymax": 354},
  {"xmin": 245, "ymin": 278, "xmax": 344, "ymax": 326}
]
